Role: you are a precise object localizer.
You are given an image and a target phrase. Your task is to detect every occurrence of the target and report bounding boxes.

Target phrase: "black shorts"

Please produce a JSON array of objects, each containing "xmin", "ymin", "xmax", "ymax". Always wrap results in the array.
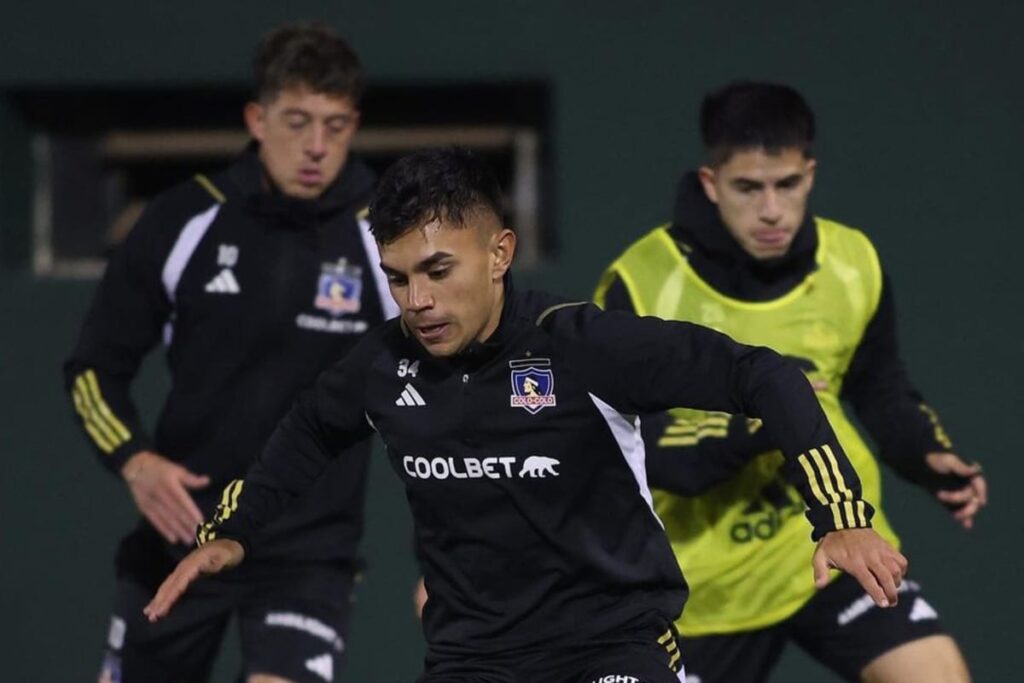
[
  {"xmin": 678, "ymin": 573, "xmax": 948, "ymax": 683},
  {"xmin": 418, "ymin": 617, "xmax": 686, "ymax": 683},
  {"xmin": 98, "ymin": 533, "xmax": 356, "ymax": 683}
]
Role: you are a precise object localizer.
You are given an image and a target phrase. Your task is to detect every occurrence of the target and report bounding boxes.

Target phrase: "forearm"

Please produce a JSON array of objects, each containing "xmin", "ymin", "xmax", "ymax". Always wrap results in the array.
[
  {"xmin": 737, "ymin": 348, "xmax": 874, "ymax": 539},
  {"xmin": 843, "ymin": 275, "xmax": 958, "ymax": 491},
  {"xmin": 644, "ymin": 411, "xmax": 771, "ymax": 496},
  {"xmin": 196, "ymin": 370, "xmax": 372, "ymax": 552},
  {"xmin": 64, "ymin": 362, "xmax": 153, "ymax": 473}
]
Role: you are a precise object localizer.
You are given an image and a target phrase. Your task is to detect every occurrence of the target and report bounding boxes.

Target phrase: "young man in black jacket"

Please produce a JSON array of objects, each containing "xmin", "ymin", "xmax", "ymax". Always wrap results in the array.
[
  {"xmin": 65, "ymin": 23, "xmax": 396, "ymax": 683},
  {"xmin": 144, "ymin": 147, "xmax": 906, "ymax": 683},
  {"xmin": 595, "ymin": 82, "xmax": 986, "ymax": 683}
]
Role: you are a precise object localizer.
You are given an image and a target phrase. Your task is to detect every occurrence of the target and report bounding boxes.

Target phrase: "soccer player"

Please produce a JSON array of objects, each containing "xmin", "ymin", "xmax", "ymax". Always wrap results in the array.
[
  {"xmin": 144, "ymin": 147, "xmax": 906, "ymax": 683},
  {"xmin": 64, "ymin": 23, "xmax": 396, "ymax": 683},
  {"xmin": 594, "ymin": 82, "xmax": 986, "ymax": 682}
]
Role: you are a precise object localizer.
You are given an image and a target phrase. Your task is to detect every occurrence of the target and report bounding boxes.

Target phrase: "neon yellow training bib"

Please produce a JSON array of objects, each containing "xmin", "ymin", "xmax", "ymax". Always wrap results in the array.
[{"xmin": 595, "ymin": 218, "xmax": 899, "ymax": 635}]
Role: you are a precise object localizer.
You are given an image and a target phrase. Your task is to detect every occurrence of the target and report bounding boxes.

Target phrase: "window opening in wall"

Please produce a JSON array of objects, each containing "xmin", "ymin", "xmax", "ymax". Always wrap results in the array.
[{"xmin": 6, "ymin": 83, "xmax": 553, "ymax": 277}]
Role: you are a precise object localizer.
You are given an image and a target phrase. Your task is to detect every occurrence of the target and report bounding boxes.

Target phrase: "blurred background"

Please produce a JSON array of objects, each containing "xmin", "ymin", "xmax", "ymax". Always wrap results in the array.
[{"xmin": 1, "ymin": 1, "xmax": 1020, "ymax": 680}]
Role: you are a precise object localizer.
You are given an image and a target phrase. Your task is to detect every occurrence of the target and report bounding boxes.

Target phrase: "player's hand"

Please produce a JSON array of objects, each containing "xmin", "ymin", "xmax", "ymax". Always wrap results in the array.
[
  {"xmin": 143, "ymin": 539, "xmax": 244, "ymax": 622},
  {"xmin": 413, "ymin": 577, "xmax": 428, "ymax": 619},
  {"xmin": 121, "ymin": 450, "xmax": 210, "ymax": 545},
  {"xmin": 927, "ymin": 452, "xmax": 987, "ymax": 530},
  {"xmin": 813, "ymin": 528, "xmax": 907, "ymax": 608}
]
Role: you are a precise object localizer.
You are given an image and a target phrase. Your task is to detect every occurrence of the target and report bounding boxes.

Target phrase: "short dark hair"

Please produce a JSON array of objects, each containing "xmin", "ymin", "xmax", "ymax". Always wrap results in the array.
[
  {"xmin": 700, "ymin": 81, "xmax": 815, "ymax": 165},
  {"xmin": 369, "ymin": 147, "xmax": 505, "ymax": 245},
  {"xmin": 253, "ymin": 22, "xmax": 365, "ymax": 104}
]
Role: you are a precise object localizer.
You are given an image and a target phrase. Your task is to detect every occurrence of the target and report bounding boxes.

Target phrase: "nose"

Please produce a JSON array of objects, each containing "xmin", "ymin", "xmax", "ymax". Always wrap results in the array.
[
  {"xmin": 406, "ymin": 278, "xmax": 433, "ymax": 312},
  {"xmin": 759, "ymin": 188, "xmax": 782, "ymax": 224},
  {"xmin": 306, "ymin": 123, "xmax": 327, "ymax": 160}
]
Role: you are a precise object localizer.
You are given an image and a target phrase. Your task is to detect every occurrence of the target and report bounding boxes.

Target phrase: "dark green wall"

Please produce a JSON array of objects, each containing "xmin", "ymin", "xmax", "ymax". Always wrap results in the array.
[{"xmin": 1, "ymin": 2, "xmax": 1020, "ymax": 680}]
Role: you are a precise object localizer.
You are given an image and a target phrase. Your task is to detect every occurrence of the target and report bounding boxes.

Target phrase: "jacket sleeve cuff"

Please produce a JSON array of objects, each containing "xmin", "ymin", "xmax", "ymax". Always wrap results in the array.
[
  {"xmin": 106, "ymin": 437, "xmax": 154, "ymax": 476},
  {"xmin": 804, "ymin": 499, "xmax": 875, "ymax": 542}
]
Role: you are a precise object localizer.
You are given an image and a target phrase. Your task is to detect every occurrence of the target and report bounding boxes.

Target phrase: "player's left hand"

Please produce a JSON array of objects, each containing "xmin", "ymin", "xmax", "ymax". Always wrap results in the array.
[
  {"xmin": 813, "ymin": 528, "xmax": 907, "ymax": 608},
  {"xmin": 143, "ymin": 538, "xmax": 244, "ymax": 622},
  {"xmin": 927, "ymin": 452, "xmax": 987, "ymax": 530}
]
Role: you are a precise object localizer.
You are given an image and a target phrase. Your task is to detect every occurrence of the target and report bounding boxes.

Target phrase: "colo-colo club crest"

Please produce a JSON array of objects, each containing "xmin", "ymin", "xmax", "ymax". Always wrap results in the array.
[
  {"xmin": 314, "ymin": 258, "xmax": 363, "ymax": 316},
  {"xmin": 509, "ymin": 358, "xmax": 557, "ymax": 414}
]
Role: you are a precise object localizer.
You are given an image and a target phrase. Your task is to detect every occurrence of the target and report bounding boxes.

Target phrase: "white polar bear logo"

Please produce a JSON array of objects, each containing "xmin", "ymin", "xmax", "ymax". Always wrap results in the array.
[{"xmin": 519, "ymin": 455, "xmax": 560, "ymax": 478}]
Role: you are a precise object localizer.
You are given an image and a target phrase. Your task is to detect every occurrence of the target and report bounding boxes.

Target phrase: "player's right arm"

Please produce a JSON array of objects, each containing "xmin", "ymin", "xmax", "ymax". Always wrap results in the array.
[
  {"xmin": 550, "ymin": 302, "xmax": 907, "ymax": 607},
  {"xmin": 595, "ymin": 273, "xmax": 769, "ymax": 496},
  {"xmin": 144, "ymin": 333, "xmax": 380, "ymax": 621},
  {"xmin": 63, "ymin": 194, "xmax": 211, "ymax": 544},
  {"xmin": 640, "ymin": 410, "xmax": 773, "ymax": 495}
]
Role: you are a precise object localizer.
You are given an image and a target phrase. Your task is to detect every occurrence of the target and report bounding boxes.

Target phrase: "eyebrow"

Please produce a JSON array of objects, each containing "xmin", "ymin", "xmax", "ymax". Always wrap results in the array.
[
  {"xmin": 380, "ymin": 251, "xmax": 455, "ymax": 276},
  {"xmin": 281, "ymin": 108, "xmax": 355, "ymax": 121},
  {"xmin": 731, "ymin": 173, "xmax": 803, "ymax": 188}
]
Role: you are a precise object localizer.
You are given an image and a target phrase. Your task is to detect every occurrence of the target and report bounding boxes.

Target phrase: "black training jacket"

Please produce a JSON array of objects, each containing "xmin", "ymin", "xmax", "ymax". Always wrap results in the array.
[
  {"xmin": 64, "ymin": 145, "xmax": 397, "ymax": 565},
  {"xmin": 199, "ymin": 283, "xmax": 873, "ymax": 657}
]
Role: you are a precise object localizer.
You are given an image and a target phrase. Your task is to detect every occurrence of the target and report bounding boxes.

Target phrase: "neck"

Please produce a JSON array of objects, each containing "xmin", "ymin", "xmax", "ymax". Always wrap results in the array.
[{"xmin": 477, "ymin": 281, "xmax": 507, "ymax": 344}]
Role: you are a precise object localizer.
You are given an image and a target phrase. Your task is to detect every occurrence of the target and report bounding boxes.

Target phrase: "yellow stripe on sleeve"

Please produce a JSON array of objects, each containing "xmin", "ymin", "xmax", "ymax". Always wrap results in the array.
[
  {"xmin": 658, "ymin": 436, "xmax": 698, "ymax": 447},
  {"xmin": 663, "ymin": 425, "xmax": 729, "ymax": 437},
  {"xmin": 213, "ymin": 479, "xmax": 245, "ymax": 525},
  {"xmin": 229, "ymin": 480, "xmax": 244, "ymax": 511},
  {"xmin": 919, "ymin": 404, "xmax": 953, "ymax": 449},
  {"xmin": 197, "ymin": 521, "xmax": 215, "ymax": 545},
  {"xmin": 797, "ymin": 454, "xmax": 830, "ymax": 506},
  {"xmin": 811, "ymin": 448, "xmax": 857, "ymax": 527},
  {"xmin": 856, "ymin": 501, "xmax": 868, "ymax": 527},
  {"xmin": 84, "ymin": 370, "xmax": 132, "ymax": 441},
  {"xmin": 72, "ymin": 386, "xmax": 117, "ymax": 453},
  {"xmin": 843, "ymin": 501, "xmax": 856, "ymax": 528},
  {"xmin": 830, "ymin": 504, "xmax": 846, "ymax": 529},
  {"xmin": 72, "ymin": 379, "xmax": 121, "ymax": 450},
  {"xmin": 809, "ymin": 448, "xmax": 841, "ymax": 504},
  {"xmin": 822, "ymin": 444, "xmax": 853, "ymax": 501}
]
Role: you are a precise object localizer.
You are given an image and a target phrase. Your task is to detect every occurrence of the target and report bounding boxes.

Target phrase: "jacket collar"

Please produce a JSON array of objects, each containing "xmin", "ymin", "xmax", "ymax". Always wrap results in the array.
[{"xmin": 226, "ymin": 141, "xmax": 375, "ymax": 227}]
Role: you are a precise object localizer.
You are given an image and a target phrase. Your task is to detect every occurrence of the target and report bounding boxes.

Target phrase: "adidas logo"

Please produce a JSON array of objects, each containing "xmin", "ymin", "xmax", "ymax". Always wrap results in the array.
[
  {"xmin": 205, "ymin": 268, "xmax": 240, "ymax": 294},
  {"xmin": 909, "ymin": 596, "xmax": 938, "ymax": 622},
  {"xmin": 305, "ymin": 652, "xmax": 333, "ymax": 681},
  {"xmin": 395, "ymin": 383, "xmax": 426, "ymax": 406}
]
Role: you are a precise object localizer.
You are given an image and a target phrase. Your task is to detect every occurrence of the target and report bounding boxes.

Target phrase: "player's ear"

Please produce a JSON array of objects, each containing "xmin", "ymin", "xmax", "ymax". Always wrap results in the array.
[
  {"xmin": 698, "ymin": 166, "xmax": 719, "ymax": 204},
  {"xmin": 804, "ymin": 158, "xmax": 818, "ymax": 192},
  {"xmin": 490, "ymin": 228, "xmax": 516, "ymax": 281},
  {"xmin": 244, "ymin": 101, "xmax": 267, "ymax": 142}
]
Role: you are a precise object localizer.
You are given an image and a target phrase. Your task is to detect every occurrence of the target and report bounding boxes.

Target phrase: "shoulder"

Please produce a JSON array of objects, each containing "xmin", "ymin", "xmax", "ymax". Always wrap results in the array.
[
  {"xmin": 814, "ymin": 216, "xmax": 884, "ymax": 310},
  {"xmin": 131, "ymin": 175, "xmax": 227, "ymax": 241},
  {"xmin": 526, "ymin": 292, "xmax": 640, "ymax": 349},
  {"xmin": 815, "ymin": 216, "xmax": 880, "ymax": 258},
  {"xmin": 107, "ymin": 174, "xmax": 226, "ymax": 271}
]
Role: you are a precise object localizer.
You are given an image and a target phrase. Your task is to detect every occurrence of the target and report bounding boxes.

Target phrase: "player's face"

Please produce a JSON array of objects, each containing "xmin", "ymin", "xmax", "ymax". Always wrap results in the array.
[
  {"xmin": 698, "ymin": 147, "xmax": 816, "ymax": 260},
  {"xmin": 244, "ymin": 85, "xmax": 360, "ymax": 200},
  {"xmin": 379, "ymin": 210, "xmax": 516, "ymax": 357}
]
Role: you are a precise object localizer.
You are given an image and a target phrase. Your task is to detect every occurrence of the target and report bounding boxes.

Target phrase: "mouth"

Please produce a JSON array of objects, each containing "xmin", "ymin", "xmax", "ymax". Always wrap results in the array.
[
  {"xmin": 752, "ymin": 228, "xmax": 792, "ymax": 248},
  {"xmin": 415, "ymin": 322, "xmax": 450, "ymax": 344},
  {"xmin": 298, "ymin": 168, "xmax": 323, "ymax": 186}
]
